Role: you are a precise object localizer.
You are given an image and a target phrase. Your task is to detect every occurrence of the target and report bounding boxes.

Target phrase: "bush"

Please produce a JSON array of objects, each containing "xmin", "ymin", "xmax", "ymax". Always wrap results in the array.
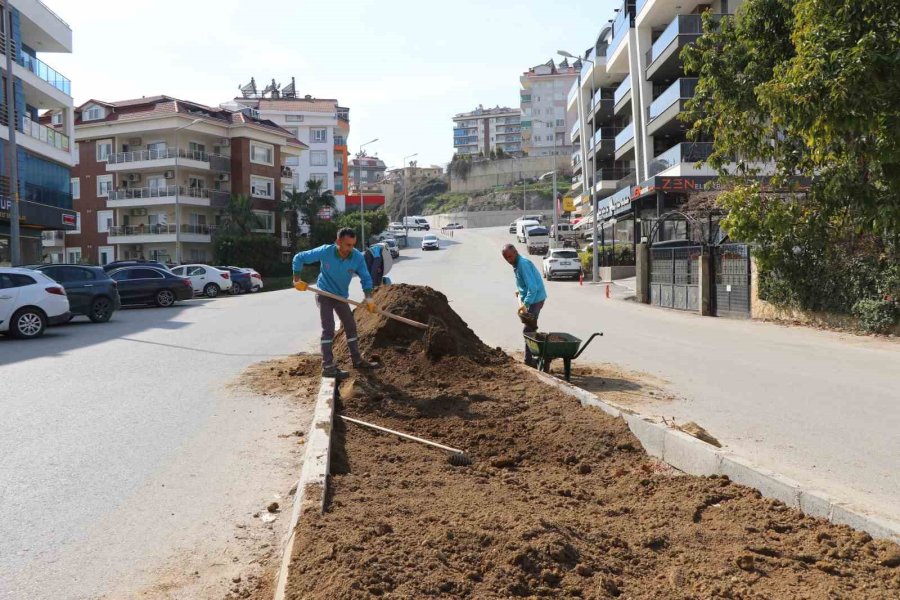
[
  {"xmin": 214, "ymin": 234, "xmax": 281, "ymax": 277},
  {"xmin": 851, "ymin": 299, "xmax": 898, "ymax": 334}
]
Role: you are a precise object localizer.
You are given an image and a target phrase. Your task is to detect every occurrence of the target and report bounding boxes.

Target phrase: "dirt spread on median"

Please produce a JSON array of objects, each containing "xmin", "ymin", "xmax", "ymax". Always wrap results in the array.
[{"xmin": 286, "ymin": 285, "xmax": 900, "ymax": 599}]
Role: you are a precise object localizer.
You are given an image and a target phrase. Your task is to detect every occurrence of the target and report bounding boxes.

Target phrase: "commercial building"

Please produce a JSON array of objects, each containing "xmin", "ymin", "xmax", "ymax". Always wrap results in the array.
[
  {"xmin": 66, "ymin": 95, "xmax": 305, "ymax": 265},
  {"xmin": 452, "ymin": 105, "xmax": 522, "ymax": 158},
  {"xmin": 520, "ymin": 59, "xmax": 579, "ymax": 158},
  {"xmin": 231, "ymin": 78, "xmax": 350, "ymax": 213},
  {"xmin": 0, "ymin": 0, "xmax": 75, "ymax": 266},
  {"xmin": 568, "ymin": 0, "xmax": 738, "ymax": 246}
]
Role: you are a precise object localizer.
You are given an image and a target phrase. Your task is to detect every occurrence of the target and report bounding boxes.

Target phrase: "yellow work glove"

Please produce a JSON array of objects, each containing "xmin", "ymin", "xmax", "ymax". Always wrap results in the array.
[
  {"xmin": 365, "ymin": 297, "xmax": 377, "ymax": 314},
  {"xmin": 518, "ymin": 305, "xmax": 528, "ymax": 316},
  {"xmin": 294, "ymin": 279, "xmax": 308, "ymax": 292}
]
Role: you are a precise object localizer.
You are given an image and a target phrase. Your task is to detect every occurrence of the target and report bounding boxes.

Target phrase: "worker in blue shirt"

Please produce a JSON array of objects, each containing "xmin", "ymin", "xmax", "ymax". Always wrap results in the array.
[
  {"xmin": 293, "ymin": 227, "xmax": 379, "ymax": 378},
  {"xmin": 502, "ymin": 243, "xmax": 547, "ymax": 367}
]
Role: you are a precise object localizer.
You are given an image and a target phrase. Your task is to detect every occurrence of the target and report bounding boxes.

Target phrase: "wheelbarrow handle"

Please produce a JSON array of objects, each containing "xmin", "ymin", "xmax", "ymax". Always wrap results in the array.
[{"xmin": 573, "ymin": 332, "xmax": 603, "ymax": 359}]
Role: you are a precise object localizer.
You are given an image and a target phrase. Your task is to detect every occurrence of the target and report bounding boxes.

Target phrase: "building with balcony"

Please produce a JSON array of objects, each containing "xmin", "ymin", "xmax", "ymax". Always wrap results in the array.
[
  {"xmin": 566, "ymin": 0, "xmax": 736, "ymax": 244},
  {"xmin": 0, "ymin": 0, "xmax": 76, "ymax": 266},
  {"xmin": 67, "ymin": 95, "xmax": 305, "ymax": 265},
  {"xmin": 520, "ymin": 59, "xmax": 579, "ymax": 158},
  {"xmin": 452, "ymin": 104, "xmax": 522, "ymax": 158},
  {"xmin": 349, "ymin": 153, "xmax": 387, "ymax": 195},
  {"xmin": 230, "ymin": 78, "xmax": 350, "ymax": 214}
]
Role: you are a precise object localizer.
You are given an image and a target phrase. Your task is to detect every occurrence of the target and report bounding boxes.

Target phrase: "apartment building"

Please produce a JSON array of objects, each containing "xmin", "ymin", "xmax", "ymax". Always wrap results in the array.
[
  {"xmin": 231, "ymin": 78, "xmax": 350, "ymax": 213},
  {"xmin": 349, "ymin": 154, "xmax": 387, "ymax": 192},
  {"xmin": 452, "ymin": 105, "xmax": 522, "ymax": 158},
  {"xmin": 387, "ymin": 164, "xmax": 444, "ymax": 183},
  {"xmin": 66, "ymin": 96, "xmax": 305, "ymax": 265},
  {"xmin": 520, "ymin": 59, "xmax": 579, "ymax": 158},
  {"xmin": 567, "ymin": 0, "xmax": 736, "ymax": 244},
  {"xmin": 0, "ymin": 0, "xmax": 75, "ymax": 266}
]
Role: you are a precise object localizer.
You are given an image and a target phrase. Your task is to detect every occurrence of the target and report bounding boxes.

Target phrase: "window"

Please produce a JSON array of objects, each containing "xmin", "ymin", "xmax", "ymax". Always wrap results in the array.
[
  {"xmin": 285, "ymin": 115, "xmax": 304, "ymax": 122},
  {"xmin": 310, "ymin": 150, "xmax": 327, "ymax": 166},
  {"xmin": 250, "ymin": 176, "xmax": 274, "ymax": 199},
  {"xmin": 60, "ymin": 266, "xmax": 96, "ymax": 282},
  {"xmin": 310, "ymin": 128, "xmax": 327, "ymax": 143},
  {"xmin": 250, "ymin": 142, "xmax": 274, "ymax": 165},
  {"xmin": 252, "ymin": 210, "xmax": 275, "ymax": 233},
  {"xmin": 286, "ymin": 127, "xmax": 299, "ymax": 138},
  {"xmin": 97, "ymin": 210, "xmax": 113, "ymax": 233},
  {"xmin": 147, "ymin": 141, "xmax": 166, "ymax": 153},
  {"xmin": 51, "ymin": 113, "xmax": 63, "ymax": 126},
  {"xmin": 556, "ymin": 119, "xmax": 565, "ymax": 127},
  {"xmin": 97, "ymin": 175, "xmax": 113, "ymax": 197},
  {"xmin": 74, "ymin": 142, "xmax": 79, "ymax": 165},
  {"xmin": 285, "ymin": 156, "xmax": 300, "ymax": 167},
  {"xmin": 131, "ymin": 268, "xmax": 163, "ymax": 280},
  {"xmin": 96, "ymin": 139, "xmax": 112, "ymax": 162},
  {"xmin": 0, "ymin": 273, "xmax": 37, "ymax": 288},
  {"xmin": 66, "ymin": 248, "xmax": 82, "ymax": 264},
  {"xmin": 70, "ymin": 178, "xmax": 80, "ymax": 200},
  {"xmin": 83, "ymin": 106, "xmax": 105, "ymax": 121},
  {"xmin": 187, "ymin": 266, "xmax": 206, "ymax": 276},
  {"xmin": 309, "ymin": 173, "xmax": 328, "ymax": 186},
  {"xmin": 71, "ymin": 213, "xmax": 81, "ymax": 234}
]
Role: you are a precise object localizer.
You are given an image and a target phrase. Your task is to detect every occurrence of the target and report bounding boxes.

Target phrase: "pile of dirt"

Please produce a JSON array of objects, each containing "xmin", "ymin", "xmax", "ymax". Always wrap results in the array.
[{"xmin": 287, "ymin": 285, "xmax": 900, "ymax": 599}]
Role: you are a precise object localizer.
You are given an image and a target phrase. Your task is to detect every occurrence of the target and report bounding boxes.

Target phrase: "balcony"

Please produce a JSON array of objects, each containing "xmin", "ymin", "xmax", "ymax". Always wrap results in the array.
[
  {"xmin": 591, "ymin": 88, "xmax": 615, "ymax": 123},
  {"xmin": 647, "ymin": 78, "xmax": 697, "ymax": 135},
  {"xmin": 334, "ymin": 136, "xmax": 346, "ymax": 147},
  {"xmin": 572, "ymin": 151, "xmax": 582, "ymax": 174},
  {"xmin": 107, "ymin": 186, "xmax": 230, "ymax": 209},
  {"xmin": 567, "ymin": 82, "xmax": 579, "ymax": 109},
  {"xmin": 647, "ymin": 142, "xmax": 714, "ymax": 177},
  {"xmin": 21, "ymin": 116, "xmax": 70, "ymax": 152},
  {"xmin": 281, "ymin": 166, "xmax": 294, "ymax": 180},
  {"xmin": 645, "ymin": 14, "xmax": 726, "ymax": 81},
  {"xmin": 594, "ymin": 168, "xmax": 636, "ymax": 195},
  {"xmin": 41, "ymin": 230, "xmax": 65, "ymax": 246},
  {"xmin": 19, "ymin": 53, "xmax": 71, "ymax": 96},
  {"xmin": 106, "ymin": 148, "xmax": 217, "ymax": 172},
  {"xmin": 590, "ymin": 127, "xmax": 620, "ymax": 157},
  {"xmin": 606, "ymin": 10, "xmax": 631, "ymax": 63},
  {"xmin": 613, "ymin": 75, "xmax": 632, "ymax": 114},
  {"xmin": 614, "ymin": 123, "xmax": 635, "ymax": 159},
  {"xmin": 570, "ymin": 120, "xmax": 580, "ymax": 143},
  {"xmin": 108, "ymin": 223, "xmax": 217, "ymax": 245}
]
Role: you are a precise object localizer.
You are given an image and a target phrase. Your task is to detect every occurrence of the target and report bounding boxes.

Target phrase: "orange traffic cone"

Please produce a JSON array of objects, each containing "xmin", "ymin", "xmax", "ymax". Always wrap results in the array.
[{"xmin": 605, "ymin": 284, "xmax": 610, "ymax": 298}]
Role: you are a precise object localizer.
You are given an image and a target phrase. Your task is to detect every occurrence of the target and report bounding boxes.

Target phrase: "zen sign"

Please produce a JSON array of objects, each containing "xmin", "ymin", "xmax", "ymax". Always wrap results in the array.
[{"xmin": 62, "ymin": 213, "xmax": 76, "ymax": 227}]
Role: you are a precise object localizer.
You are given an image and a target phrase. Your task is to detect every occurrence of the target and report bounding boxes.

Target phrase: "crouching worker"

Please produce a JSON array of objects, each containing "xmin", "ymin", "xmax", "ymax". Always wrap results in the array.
[{"xmin": 293, "ymin": 227, "xmax": 380, "ymax": 378}]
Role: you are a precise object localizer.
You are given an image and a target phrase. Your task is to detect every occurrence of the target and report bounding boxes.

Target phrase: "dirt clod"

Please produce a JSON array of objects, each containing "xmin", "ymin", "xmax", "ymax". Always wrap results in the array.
[{"xmin": 266, "ymin": 502, "xmax": 279, "ymax": 514}]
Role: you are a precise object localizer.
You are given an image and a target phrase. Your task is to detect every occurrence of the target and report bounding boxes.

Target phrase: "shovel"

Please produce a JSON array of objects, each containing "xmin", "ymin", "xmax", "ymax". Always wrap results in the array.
[{"xmin": 297, "ymin": 283, "xmax": 428, "ymax": 330}]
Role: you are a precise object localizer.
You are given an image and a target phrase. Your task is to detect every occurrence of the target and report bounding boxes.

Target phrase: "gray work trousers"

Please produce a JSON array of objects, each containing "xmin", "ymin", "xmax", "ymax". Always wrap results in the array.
[
  {"xmin": 317, "ymin": 295, "xmax": 362, "ymax": 367},
  {"xmin": 523, "ymin": 300, "xmax": 544, "ymax": 365}
]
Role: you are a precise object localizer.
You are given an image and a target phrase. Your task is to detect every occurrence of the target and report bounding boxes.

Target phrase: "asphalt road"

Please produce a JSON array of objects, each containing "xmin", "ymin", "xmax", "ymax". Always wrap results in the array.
[{"xmin": 394, "ymin": 227, "xmax": 900, "ymax": 525}]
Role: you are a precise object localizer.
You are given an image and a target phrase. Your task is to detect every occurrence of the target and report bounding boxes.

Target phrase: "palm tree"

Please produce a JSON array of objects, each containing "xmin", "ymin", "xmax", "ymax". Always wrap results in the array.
[
  {"xmin": 221, "ymin": 194, "xmax": 261, "ymax": 235},
  {"xmin": 282, "ymin": 180, "xmax": 336, "ymax": 250}
]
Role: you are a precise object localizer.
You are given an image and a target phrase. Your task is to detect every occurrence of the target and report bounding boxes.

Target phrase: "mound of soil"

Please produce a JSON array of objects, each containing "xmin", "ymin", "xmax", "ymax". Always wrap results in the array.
[{"xmin": 287, "ymin": 285, "xmax": 900, "ymax": 599}]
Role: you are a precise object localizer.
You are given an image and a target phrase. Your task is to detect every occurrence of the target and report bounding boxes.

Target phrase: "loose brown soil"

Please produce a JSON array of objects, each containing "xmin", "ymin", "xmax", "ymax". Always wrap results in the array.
[{"xmin": 286, "ymin": 284, "xmax": 900, "ymax": 599}]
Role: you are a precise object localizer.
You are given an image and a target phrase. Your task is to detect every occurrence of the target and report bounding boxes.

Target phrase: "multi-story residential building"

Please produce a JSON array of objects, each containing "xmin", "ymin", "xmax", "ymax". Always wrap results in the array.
[
  {"xmin": 386, "ymin": 164, "xmax": 444, "ymax": 183},
  {"xmin": 67, "ymin": 95, "xmax": 305, "ymax": 265},
  {"xmin": 520, "ymin": 59, "xmax": 579, "ymax": 157},
  {"xmin": 452, "ymin": 105, "xmax": 522, "ymax": 157},
  {"xmin": 0, "ymin": 0, "xmax": 75, "ymax": 266},
  {"xmin": 567, "ymin": 0, "xmax": 735, "ymax": 245},
  {"xmin": 349, "ymin": 154, "xmax": 387, "ymax": 192},
  {"xmin": 231, "ymin": 78, "xmax": 350, "ymax": 213}
]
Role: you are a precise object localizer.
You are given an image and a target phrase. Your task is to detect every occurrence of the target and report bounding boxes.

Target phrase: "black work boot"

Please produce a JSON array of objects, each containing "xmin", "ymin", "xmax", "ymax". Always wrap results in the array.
[
  {"xmin": 353, "ymin": 358, "xmax": 382, "ymax": 370},
  {"xmin": 322, "ymin": 364, "xmax": 349, "ymax": 379}
]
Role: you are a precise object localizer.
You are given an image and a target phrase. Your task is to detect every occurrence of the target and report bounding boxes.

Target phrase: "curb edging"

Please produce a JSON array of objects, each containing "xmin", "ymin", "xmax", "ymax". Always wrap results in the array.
[
  {"xmin": 273, "ymin": 377, "xmax": 336, "ymax": 600},
  {"xmin": 531, "ymin": 370, "xmax": 900, "ymax": 543}
]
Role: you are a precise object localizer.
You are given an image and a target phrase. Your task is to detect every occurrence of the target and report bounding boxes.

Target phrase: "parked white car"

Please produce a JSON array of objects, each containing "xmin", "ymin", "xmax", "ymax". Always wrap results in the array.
[
  {"xmin": 542, "ymin": 249, "xmax": 582, "ymax": 281},
  {"xmin": 421, "ymin": 234, "xmax": 439, "ymax": 250},
  {"xmin": 170, "ymin": 264, "xmax": 233, "ymax": 297},
  {"xmin": 0, "ymin": 267, "xmax": 71, "ymax": 339},
  {"xmin": 237, "ymin": 267, "xmax": 264, "ymax": 292}
]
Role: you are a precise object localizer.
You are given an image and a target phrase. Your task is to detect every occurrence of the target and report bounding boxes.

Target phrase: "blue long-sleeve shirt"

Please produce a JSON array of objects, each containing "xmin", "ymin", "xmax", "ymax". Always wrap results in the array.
[
  {"xmin": 514, "ymin": 254, "xmax": 547, "ymax": 307},
  {"xmin": 292, "ymin": 244, "xmax": 374, "ymax": 298}
]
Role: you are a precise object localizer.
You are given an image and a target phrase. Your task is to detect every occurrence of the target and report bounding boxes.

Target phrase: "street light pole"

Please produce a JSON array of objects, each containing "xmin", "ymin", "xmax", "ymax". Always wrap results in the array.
[
  {"xmin": 402, "ymin": 152, "xmax": 417, "ymax": 234},
  {"xmin": 173, "ymin": 118, "xmax": 203, "ymax": 265},
  {"xmin": 559, "ymin": 49, "xmax": 596, "ymax": 282},
  {"xmin": 534, "ymin": 119, "xmax": 558, "ymax": 247},
  {"xmin": 357, "ymin": 138, "xmax": 378, "ymax": 248},
  {"xmin": 4, "ymin": 4, "xmax": 20, "ymax": 265}
]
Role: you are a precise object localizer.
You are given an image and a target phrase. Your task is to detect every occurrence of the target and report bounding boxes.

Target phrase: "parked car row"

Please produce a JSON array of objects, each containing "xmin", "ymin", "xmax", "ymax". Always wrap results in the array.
[{"xmin": 0, "ymin": 261, "xmax": 265, "ymax": 340}]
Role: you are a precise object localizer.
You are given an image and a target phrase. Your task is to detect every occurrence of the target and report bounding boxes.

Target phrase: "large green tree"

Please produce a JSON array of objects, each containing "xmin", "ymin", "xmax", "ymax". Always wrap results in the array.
[
  {"xmin": 220, "ymin": 194, "xmax": 261, "ymax": 235},
  {"xmin": 283, "ymin": 179, "xmax": 337, "ymax": 250},
  {"xmin": 681, "ymin": 0, "xmax": 899, "ymax": 325}
]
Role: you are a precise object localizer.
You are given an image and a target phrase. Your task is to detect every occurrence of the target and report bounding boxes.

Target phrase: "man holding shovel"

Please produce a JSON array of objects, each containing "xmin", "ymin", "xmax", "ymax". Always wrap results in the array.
[
  {"xmin": 502, "ymin": 243, "xmax": 547, "ymax": 368},
  {"xmin": 293, "ymin": 227, "xmax": 380, "ymax": 378}
]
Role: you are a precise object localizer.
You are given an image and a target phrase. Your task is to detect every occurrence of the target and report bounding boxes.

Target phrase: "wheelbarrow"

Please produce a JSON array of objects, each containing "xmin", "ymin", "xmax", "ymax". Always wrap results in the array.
[{"xmin": 523, "ymin": 331, "xmax": 602, "ymax": 382}]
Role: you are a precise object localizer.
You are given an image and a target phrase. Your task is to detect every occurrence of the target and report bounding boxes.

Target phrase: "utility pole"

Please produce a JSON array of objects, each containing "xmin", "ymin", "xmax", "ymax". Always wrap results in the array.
[
  {"xmin": 402, "ymin": 152, "xmax": 417, "ymax": 239},
  {"xmin": 5, "ymin": 3, "xmax": 21, "ymax": 265},
  {"xmin": 358, "ymin": 138, "xmax": 378, "ymax": 248},
  {"xmin": 534, "ymin": 119, "xmax": 558, "ymax": 247}
]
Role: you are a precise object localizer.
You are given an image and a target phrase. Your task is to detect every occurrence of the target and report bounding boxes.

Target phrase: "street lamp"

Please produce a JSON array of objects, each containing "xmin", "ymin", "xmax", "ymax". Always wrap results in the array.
[
  {"xmin": 357, "ymin": 138, "xmax": 378, "ymax": 248},
  {"xmin": 173, "ymin": 117, "xmax": 203, "ymax": 265},
  {"xmin": 402, "ymin": 152, "xmax": 417, "ymax": 234},
  {"xmin": 533, "ymin": 118, "xmax": 558, "ymax": 247},
  {"xmin": 559, "ymin": 49, "xmax": 598, "ymax": 282}
]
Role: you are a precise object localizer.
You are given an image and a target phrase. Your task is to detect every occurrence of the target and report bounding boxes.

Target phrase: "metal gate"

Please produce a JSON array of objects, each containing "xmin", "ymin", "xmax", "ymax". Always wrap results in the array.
[
  {"xmin": 713, "ymin": 243, "xmax": 751, "ymax": 318},
  {"xmin": 650, "ymin": 246, "xmax": 702, "ymax": 311}
]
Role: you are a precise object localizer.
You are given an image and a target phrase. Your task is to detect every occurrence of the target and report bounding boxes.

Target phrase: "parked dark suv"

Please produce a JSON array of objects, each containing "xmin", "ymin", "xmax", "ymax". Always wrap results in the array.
[{"xmin": 30, "ymin": 264, "xmax": 121, "ymax": 323}]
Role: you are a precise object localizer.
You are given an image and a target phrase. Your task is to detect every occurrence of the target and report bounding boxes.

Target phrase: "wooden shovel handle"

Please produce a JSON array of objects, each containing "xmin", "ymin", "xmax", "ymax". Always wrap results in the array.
[{"xmin": 307, "ymin": 285, "xmax": 429, "ymax": 330}]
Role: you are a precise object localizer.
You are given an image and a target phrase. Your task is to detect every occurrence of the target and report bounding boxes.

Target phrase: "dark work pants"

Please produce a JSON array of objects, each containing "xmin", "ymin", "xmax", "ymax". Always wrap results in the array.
[
  {"xmin": 523, "ymin": 300, "xmax": 544, "ymax": 365},
  {"xmin": 317, "ymin": 295, "xmax": 362, "ymax": 367}
]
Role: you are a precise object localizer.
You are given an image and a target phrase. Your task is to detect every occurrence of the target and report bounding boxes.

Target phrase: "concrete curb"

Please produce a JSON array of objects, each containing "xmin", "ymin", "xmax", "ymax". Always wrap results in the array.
[
  {"xmin": 531, "ymin": 369, "xmax": 900, "ymax": 543},
  {"xmin": 273, "ymin": 377, "xmax": 336, "ymax": 600}
]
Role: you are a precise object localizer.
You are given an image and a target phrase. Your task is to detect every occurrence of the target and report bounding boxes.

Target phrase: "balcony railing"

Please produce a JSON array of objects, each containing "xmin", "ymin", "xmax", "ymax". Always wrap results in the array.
[
  {"xmin": 636, "ymin": 0, "xmax": 649, "ymax": 17},
  {"xmin": 615, "ymin": 122, "xmax": 635, "ymax": 150},
  {"xmin": 281, "ymin": 166, "xmax": 294, "ymax": 178},
  {"xmin": 592, "ymin": 126, "xmax": 622, "ymax": 149},
  {"xmin": 19, "ymin": 53, "xmax": 71, "ymax": 95},
  {"xmin": 648, "ymin": 78, "xmax": 698, "ymax": 121},
  {"xmin": 107, "ymin": 148, "xmax": 214, "ymax": 165},
  {"xmin": 567, "ymin": 82, "xmax": 579, "ymax": 106},
  {"xmin": 648, "ymin": 142, "xmax": 714, "ymax": 177},
  {"xmin": 109, "ymin": 224, "xmax": 218, "ymax": 237},
  {"xmin": 606, "ymin": 10, "xmax": 631, "ymax": 60},
  {"xmin": 21, "ymin": 117, "xmax": 70, "ymax": 152},
  {"xmin": 596, "ymin": 167, "xmax": 635, "ymax": 182},
  {"xmin": 592, "ymin": 88, "xmax": 615, "ymax": 110},
  {"xmin": 108, "ymin": 186, "xmax": 230, "ymax": 205},
  {"xmin": 613, "ymin": 75, "xmax": 632, "ymax": 105},
  {"xmin": 334, "ymin": 136, "xmax": 346, "ymax": 146},
  {"xmin": 42, "ymin": 231, "xmax": 65, "ymax": 244},
  {"xmin": 646, "ymin": 14, "xmax": 727, "ymax": 68}
]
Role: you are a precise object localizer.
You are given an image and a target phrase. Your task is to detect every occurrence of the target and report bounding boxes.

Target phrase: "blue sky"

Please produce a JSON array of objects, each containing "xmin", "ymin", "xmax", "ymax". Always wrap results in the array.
[{"xmin": 50, "ymin": 0, "xmax": 615, "ymax": 170}]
